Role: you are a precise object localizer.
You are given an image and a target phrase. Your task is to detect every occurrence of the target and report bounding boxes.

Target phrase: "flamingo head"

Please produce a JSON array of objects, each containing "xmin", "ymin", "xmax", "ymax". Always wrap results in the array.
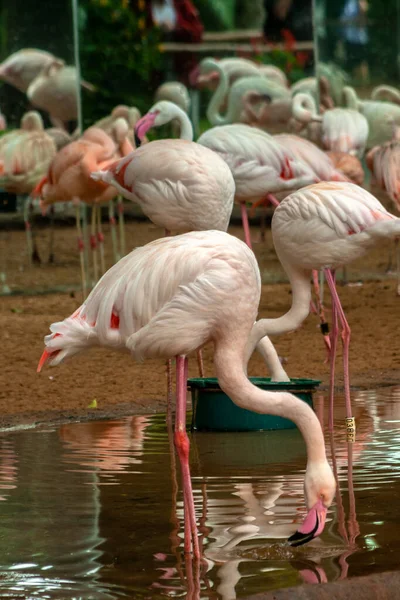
[
  {"xmin": 288, "ymin": 460, "xmax": 336, "ymax": 547},
  {"xmin": 134, "ymin": 110, "xmax": 160, "ymax": 147},
  {"xmin": 37, "ymin": 310, "xmax": 97, "ymax": 373},
  {"xmin": 134, "ymin": 100, "xmax": 180, "ymax": 146}
]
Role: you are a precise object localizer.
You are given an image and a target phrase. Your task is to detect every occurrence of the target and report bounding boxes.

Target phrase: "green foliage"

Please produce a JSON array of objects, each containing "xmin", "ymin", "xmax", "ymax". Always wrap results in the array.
[{"xmin": 78, "ymin": 0, "xmax": 164, "ymax": 127}]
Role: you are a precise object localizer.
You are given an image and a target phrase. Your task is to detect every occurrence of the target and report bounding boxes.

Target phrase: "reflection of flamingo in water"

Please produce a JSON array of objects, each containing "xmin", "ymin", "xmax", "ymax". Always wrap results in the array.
[
  {"xmin": 59, "ymin": 416, "xmax": 149, "ymax": 473},
  {"xmin": 37, "ymin": 230, "xmax": 336, "ymax": 558}
]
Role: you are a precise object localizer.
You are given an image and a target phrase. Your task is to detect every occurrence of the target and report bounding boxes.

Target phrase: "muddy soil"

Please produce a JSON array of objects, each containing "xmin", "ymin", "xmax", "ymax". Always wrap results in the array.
[{"xmin": 0, "ymin": 211, "xmax": 399, "ymax": 429}]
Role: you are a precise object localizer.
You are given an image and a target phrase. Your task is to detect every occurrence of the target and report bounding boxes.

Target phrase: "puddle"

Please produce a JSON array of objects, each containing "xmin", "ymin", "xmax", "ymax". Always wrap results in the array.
[{"xmin": 0, "ymin": 387, "xmax": 400, "ymax": 598}]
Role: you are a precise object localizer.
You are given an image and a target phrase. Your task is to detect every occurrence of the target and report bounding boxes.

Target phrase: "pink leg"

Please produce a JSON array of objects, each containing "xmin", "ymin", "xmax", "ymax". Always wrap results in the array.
[
  {"xmin": 240, "ymin": 202, "xmax": 252, "ymax": 249},
  {"xmin": 174, "ymin": 356, "xmax": 200, "ymax": 558},
  {"xmin": 325, "ymin": 269, "xmax": 353, "ymax": 422},
  {"xmin": 325, "ymin": 269, "xmax": 338, "ymax": 431},
  {"xmin": 266, "ymin": 193, "xmax": 280, "ymax": 207},
  {"xmin": 312, "ymin": 269, "xmax": 331, "ymax": 362}
]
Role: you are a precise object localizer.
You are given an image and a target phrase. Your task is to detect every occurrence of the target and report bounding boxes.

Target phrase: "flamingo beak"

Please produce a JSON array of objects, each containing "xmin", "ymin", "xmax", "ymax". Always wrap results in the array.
[
  {"xmin": 288, "ymin": 498, "xmax": 327, "ymax": 547},
  {"xmin": 134, "ymin": 112, "xmax": 158, "ymax": 147},
  {"xmin": 37, "ymin": 348, "xmax": 60, "ymax": 373}
]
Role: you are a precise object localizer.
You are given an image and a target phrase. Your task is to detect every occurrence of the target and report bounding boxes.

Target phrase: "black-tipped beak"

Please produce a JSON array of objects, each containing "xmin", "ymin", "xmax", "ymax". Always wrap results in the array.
[
  {"xmin": 288, "ymin": 513, "xmax": 319, "ymax": 547},
  {"xmin": 134, "ymin": 130, "xmax": 142, "ymax": 148}
]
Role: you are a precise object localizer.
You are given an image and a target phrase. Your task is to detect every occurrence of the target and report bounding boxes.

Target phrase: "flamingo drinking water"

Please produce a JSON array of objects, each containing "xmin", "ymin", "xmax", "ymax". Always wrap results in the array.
[{"xmin": 37, "ymin": 230, "xmax": 336, "ymax": 557}]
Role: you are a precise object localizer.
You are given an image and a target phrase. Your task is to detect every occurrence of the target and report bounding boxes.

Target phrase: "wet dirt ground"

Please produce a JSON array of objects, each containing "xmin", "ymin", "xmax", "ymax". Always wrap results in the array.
[{"xmin": 0, "ymin": 208, "xmax": 399, "ymax": 428}]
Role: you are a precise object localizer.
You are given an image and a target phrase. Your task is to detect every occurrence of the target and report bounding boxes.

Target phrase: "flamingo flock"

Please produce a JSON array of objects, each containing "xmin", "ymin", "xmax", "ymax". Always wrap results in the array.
[{"xmin": 2, "ymin": 51, "xmax": 393, "ymax": 563}]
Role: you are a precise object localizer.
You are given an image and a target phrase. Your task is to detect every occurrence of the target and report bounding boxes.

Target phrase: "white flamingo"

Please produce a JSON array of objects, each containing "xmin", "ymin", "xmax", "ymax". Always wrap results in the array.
[{"xmin": 37, "ymin": 229, "xmax": 336, "ymax": 558}]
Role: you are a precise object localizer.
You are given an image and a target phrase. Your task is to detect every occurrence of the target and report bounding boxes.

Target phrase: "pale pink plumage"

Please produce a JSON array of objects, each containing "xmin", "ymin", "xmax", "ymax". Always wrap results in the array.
[
  {"xmin": 0, "ymin": 111, "xmax": 56, "ymax": 194},
  {"xmin": 292, "ymin": 93, "xmax": 369, "ymax": 157},
  {"xmin": 37, "ymin": 229, "xmax": 335, "ymax": 553},
  {"xmin": 271, "ymin": 181, "xmax": 400, "ymax": 428},
  {"xmin": 92, "ymin": 139, "xmax": 235, "ymax": 233},
  {"xmin": 367, "ymin": 141, "xmax": 400, "ymax": 212},
  {"xmin": 274, "ymin": 134, "xmax": 349, "ymax": 183}
]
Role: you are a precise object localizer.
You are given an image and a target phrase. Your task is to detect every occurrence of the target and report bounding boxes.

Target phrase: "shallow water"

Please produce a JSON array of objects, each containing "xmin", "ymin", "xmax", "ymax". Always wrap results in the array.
[{"xmin": 0, "ymin": 387, "xmax": 400, "ymax": 598}]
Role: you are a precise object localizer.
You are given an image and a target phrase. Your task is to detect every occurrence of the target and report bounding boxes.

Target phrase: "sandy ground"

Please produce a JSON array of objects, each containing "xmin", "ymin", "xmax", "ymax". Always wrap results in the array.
[{"xmin": 0, "ymin": 208, "xmax": 399, "ymax": 429}]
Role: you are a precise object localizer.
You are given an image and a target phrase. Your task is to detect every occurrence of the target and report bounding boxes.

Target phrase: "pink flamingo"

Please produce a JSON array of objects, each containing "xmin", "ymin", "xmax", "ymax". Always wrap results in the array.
[
  {"xmin": 92, "ymin": 138, "xmax": 235, "ymax": 235},
  {"xmin": 34, "ymin": 119, "xmax": 133, "ymax": 295},
  {"xmin": 271, "ymin": 181, "xmax": 400, "ymax": 431},
  {"xmin": 37, "ymin": 229, "xmax": 336, "ymax": 557},
  {"xmin": 133, "ymin": 100, "xmax": 317, "ymax": 248}
]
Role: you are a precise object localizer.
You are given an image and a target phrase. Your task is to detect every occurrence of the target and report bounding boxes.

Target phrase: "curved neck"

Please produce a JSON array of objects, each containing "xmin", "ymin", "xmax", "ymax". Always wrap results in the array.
[
  {"xmin": 205, "ymin": 61, "xmax": 230, "ymax": 126},
  {"xmin": 371, "ymin": 85, "xmax": 400, "ymax": 104},
  {"xmin": 169, "ymin": 104, "xmax": 193, "ymax": 140},
  {"xmin": 245, "ymin": 262, "xmax": 311, "ymax": 364},
  {"xmin": 292, "ymin": 93, "xmax": 320, "ymax": 124},
  {"xmin": 342, "ymin": 86, "xmax": 359, "ymax": 110},
  {"xmin": 214, "ymin": 341, "xmax": 327, "ymax": 464}
]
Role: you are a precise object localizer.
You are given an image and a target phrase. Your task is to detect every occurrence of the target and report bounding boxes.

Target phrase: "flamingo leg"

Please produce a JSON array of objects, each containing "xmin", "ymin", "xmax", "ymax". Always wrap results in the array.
[
  {"xmin": 48, "ymin": 205, "xmax": 55, "ymax": 264},
  {"xmin": 96, "ymin": 205, "xmax": 106, "ymax": 274},
  {"xmin": 312, "ymin": 269, "xmax": 331, "ymax": 362},
  {"xmin": 75, "ymin": 204, "xmax": 87, "ymax": 301},
  {"xmin": 174, "ymin": 355, "xmax": 200, "ymax": 558},
  {"xmin": 325, "ymin": 268, "xmax": 354, "ymax": 427},
  {"xmin": 23, "ymin": 196, "xmax": 33, "ymax": 266},
  {"xmin": 117, "ymin": 195, "xmax": 126, "ymax": 256},
  {"xmin": 240, "ymin": 202, "xmax": 252, "ymax": 249},
  {"xmin": 396, "ymin": 238, "xmax": 400, "ymax": 296},
  {"xmin": 325, "ymin": 269, "xmax": 338, "ymax": 431},
  {"xmin": 196, "ymin": 349, "xmax": 205, "ymax": 378},
  {"xmin": 108, "ymin": 200, "xmax": 120, "ymax": 263},
  {"xmin": 90, "ymin": 205, "xmax": 99, "ymax": 285}
]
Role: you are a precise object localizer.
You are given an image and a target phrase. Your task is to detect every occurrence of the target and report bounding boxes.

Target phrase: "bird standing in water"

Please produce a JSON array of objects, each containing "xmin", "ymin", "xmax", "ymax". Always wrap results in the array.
[
  {"xmin": 37, "ymin": 230, "xmax": 336, "ymax": 557},
  {"xmin": 271, "ymin": 181, "xmax": 400, "ymax": 429}
]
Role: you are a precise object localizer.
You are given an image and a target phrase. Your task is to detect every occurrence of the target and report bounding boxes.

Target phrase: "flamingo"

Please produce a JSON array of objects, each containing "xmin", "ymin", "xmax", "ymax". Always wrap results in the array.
[
  {"xmin": 154, "ymin": 81, "xmax": 190, "ymax": 113},
  {"xmin": 92, "ymin": 138, "xmax": 235, "ymax": 235},
  {"xmin": 366, "ymin": 138, "xmax": 400, "ymax": 291},
  {"xmin": 34, "ymin": 120, "xmax": 134, "ymax": 295},
  {"xmin": 27, "ymin": 60, "xmax": 94, "ymax": 131},
  {"xmin": 191, "ymin": 57, "xmax": 288, "ymax": 90},
  {"xmin": 342, "ymin": 86, "xmax": 400, "ymax": 149},
  {"xmin": 37, "ymin": 229, "xmax": 336, "ymax": 557},
  {"xmin": 133, "ymin": 100, "xmax": 317, "ymax": 248},
  {"xmin": 0, "ymin": 48, "xmax": 57, "ymax": 92},
  {"xmin": 0, "ymin": 111, "xmax": 57, "ymax": 264},
  {"xmin": 292, "ymin": 93, "xmax": 369, "ymax": 158},
  {"xmin": 199, "ymin": 58, "xmax": 290, "ymax": 128},
  {"xmin": 270, "ymin": 181, "xmax": 400, "ymax": 431},
  {"xmin": 133, "ymin": 101, "xmax": 333, "ymax": 355}
]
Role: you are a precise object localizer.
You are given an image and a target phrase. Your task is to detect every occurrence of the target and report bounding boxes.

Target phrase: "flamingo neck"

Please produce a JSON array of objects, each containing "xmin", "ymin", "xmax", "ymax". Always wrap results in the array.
[
  {"xmin": 292, "ymin": 93, "xmax": 321, "ymax": 124},
  {"xmin": 168, "ymin": 104, "xmax": 193, "ymax": 141},
  {"xmin": 245, "ymin": 262, "xmax": 311, "ymax": 364},
  {"xmin": 205, "ymin": 60, "xmax": 230, "ymax": 126},
  {"xmin": 342, "ymin": 86, "xmax": 359, "ymax": 110},
  {"xmin": 214, "ymin": 342, "xmax": 327, "ymax": 464}
]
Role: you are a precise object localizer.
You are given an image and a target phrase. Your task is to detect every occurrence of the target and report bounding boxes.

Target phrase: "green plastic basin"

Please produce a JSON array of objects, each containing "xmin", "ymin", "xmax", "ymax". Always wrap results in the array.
[{"xmin": 188, "ymin": 377, "xmax": 320, "ymax": 432}]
